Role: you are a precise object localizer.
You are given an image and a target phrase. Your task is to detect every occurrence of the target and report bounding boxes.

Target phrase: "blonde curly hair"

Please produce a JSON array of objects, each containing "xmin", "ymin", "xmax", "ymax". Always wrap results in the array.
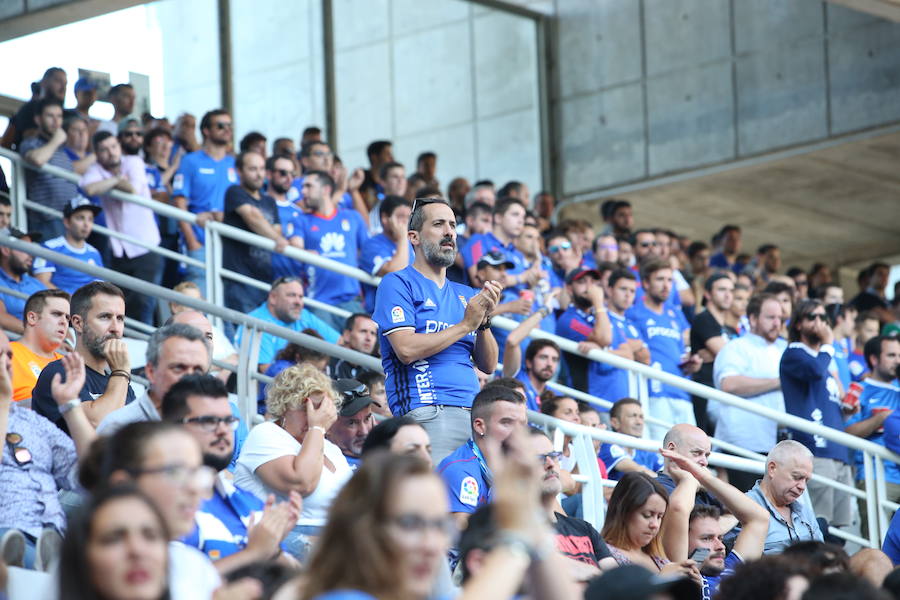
[{"xmin": 265, "ymin": 362, "xmax": 341, "ymax": 419}]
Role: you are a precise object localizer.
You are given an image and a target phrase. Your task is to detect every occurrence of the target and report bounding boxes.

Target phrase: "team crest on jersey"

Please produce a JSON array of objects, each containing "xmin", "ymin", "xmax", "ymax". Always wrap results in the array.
[
  {"xmin": 285, "ymin": 223, "xmax": 294, "ymax": 236},
  {"xmin": 88, "ymin": 258, "xmax": 96, "ymax": 265},
  {"xmin": 341, "ymin": 219, "xmax": 350, "ymax": 232},
  {"xmin": 30, "ymin": 363, "xmax": 42, "ymax": 378},
  {"xmin": 321, "ymin": 232, "xmax": 346, "ymax": 253},
  {"xmin": 227, "ymin": 167, "xmax": 237, "ymax": 183},
  {"xmin": 173, "ymin": 173, "xmax": 184, "ymax": 189},
  {"xmin": 460, "ymin": 476, "xmax": 479, "ymax": 506},
  {"xmin": 609, "ymin": 444, "xmax": 625, "ymax": 458},
  {"xmin": 391, "ymin": 306, "xmax": 405, "ymax": 323},
  {"xmin": 458, "ymin": 295, "xmax": 467, "ymax": 307}
]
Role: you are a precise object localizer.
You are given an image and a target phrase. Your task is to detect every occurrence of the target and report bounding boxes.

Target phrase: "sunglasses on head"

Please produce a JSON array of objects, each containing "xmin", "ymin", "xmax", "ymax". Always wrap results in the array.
[
  {"xmin": 340, "ymin": 383, "xmax": 369, "ymax": 401},
  {"xmin": 271, "ymin": 276, "xmax": 301, "ymax": 289},
  {"xmin": 411, "ymin": 197, "xmax": 447, "ymax": 213}
]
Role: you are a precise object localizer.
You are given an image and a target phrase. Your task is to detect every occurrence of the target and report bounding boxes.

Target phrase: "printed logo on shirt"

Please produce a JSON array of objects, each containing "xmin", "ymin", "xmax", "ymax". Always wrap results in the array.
[
  {"xmin": 391, "ymin": 306, "xmax": 405, "ymax": 323},
  {"xmin": 29, "ymin": 362, "xmax": 42, "ymax": 378},
  {"xmin": 609, "ymin": 444, "xmax": 625, "ymax": 458},
  {"xmin": 811, "ymin": 408, "xmax": 827, "ymax": 448},
  {"xmin": 458, "ymin": 295, "xmax": 467, "ymax": 307},
  {"xmin": 321, "ymin": 232, "xmax": 346, "ymax": 254},
  {"xmin": 425, "ymin": 320, "xmax": 452, "ymax": 334},
  {"xmin": 199, "ymin": 168, "xmax": 215, "ymax": 175},
  {"xmin": 227, "ymin": 167, "xmax": 237, "ymax": 183},
  {"xmin": 88, "ymin": 258, "xmax": 96, "ymax": 265},
  {"xmin": 424, "ymin": 298, "xmax": 436, "ymax": 308},
  {"xmin": 341, "ymin": 219, "xmax": 350, "ymax": 232},
  {"xmin": 826, "ymin": 377, "xmax": 840, "ymax": 405},
  {"xmin": 285, "ymin": 223, "xmax": 294, "ymax": 236},
  {"xmin": 460, "ymin": 476, "xmax": 479, "ymax": 506},
  {"xmin": 413, "ymin": 359, "xmax": 436, "ymax": 403},
  {"xmin": 173, "ymin": 173, "xmax": 184, "ymax": 190}
]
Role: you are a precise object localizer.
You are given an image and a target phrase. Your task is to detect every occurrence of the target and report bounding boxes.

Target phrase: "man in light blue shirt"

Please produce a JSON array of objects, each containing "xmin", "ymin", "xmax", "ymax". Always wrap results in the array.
[
  {"xmin": 235, "ymin": 277, "xmax": 339, "ymax": 372},
  {"xmin": 713, "ymin": 292, "xmax": 787, "ymax": 491},
  {"xmin": 745, "ymin": 440, "xmax": 823, "ymax": 554}
]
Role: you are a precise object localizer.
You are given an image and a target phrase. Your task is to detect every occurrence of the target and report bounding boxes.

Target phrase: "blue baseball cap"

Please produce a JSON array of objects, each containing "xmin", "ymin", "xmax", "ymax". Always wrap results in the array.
[{"xmin": 74, "ymin": 78, "xmax": 97, "ymax": 93}]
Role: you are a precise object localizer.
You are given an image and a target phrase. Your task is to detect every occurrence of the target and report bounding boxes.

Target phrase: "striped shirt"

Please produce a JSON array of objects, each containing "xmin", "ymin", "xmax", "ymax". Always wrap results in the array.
[{"xmin": 19, "ymin": 135, "xmax": 80, "ymax": 216}]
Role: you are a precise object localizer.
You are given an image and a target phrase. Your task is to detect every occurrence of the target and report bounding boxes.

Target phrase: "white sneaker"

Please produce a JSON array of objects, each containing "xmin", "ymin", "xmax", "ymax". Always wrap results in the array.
[
  {"xmin": 0, "ymin": 529, "xmax": 25, "ymax": 568},
  {"xmin": 35, "ymin": 528, "xmax": 62, "ymax": 572}
]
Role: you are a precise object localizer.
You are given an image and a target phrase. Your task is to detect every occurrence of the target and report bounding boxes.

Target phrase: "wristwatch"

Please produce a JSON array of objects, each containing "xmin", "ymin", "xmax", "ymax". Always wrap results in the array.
[{"xmin": 59, "ymin": 398, "xmax": 82, "ymax": 415}]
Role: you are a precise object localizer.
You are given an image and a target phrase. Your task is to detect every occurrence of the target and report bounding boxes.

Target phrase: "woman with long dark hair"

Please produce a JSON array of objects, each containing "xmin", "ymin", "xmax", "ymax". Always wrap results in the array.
[{"xmin": 59, "ymin": 485, "xmax": 169, "ymax": 600}]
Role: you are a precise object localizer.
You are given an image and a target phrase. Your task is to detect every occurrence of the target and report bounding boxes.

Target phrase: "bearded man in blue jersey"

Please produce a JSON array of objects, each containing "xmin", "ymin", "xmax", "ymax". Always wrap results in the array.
[{"xmin": 373, "ymin": 198, "xmax": 502, "ymax": 463}]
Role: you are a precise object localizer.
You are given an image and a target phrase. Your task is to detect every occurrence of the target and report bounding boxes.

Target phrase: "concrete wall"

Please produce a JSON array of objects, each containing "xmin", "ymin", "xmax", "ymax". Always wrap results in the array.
[
  {"xmin": 332, "ymin": 0, "xmax": 543, "ymax": 194},
  {"xmin": 229, "ymin": 0, "xmax": 326, "ymax": 148},
  {"xmin": 555, "ymin": 0, "xmax": 900, "ymax": 198}
]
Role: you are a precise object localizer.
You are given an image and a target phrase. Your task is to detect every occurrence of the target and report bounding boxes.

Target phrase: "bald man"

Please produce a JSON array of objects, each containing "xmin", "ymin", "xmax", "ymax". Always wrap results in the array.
[{"xmin": 656, "ymin": 423, "xmax": 723, "ymax": 509}]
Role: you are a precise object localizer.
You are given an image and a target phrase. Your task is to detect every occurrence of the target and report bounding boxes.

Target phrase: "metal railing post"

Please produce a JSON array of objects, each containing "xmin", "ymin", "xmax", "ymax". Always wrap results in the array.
[
  {"xmin": 863, "ymin": 452, "xmax": 880, "ymax": 547},
  {"xmin": 572, "ymin": 432, "xmax": 605, "ymax": 529},
  {"xmin": 13, "ymin": 158, "xmax": 26, "ymax": 229},
  {"xmin": 875, "ymin": 456, "xmax": 890, "ymax": 543}
]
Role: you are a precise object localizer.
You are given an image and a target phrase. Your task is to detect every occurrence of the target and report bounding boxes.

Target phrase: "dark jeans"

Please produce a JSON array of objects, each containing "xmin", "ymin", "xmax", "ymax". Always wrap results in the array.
[
  {"xmin": 110, "ymin": 251, "xmax": 163, "ymax": 325},
  {"xmin": 26, "ymin": 214, "xmax": 65, "ymax": 241}
]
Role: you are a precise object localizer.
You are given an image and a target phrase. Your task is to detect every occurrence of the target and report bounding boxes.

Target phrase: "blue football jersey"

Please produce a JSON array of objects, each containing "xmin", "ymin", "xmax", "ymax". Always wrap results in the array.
[
  {"xmin": 628, "ymin": 299, "xmax": 690, "ymax": 400},
  {"xmin": 297, "ymin": 208, "xmax": 368, "ymax": 305},
  {"xmin": 172, "ymin": 150, "xmax": 237, "ymax": 245},
  {"xmin": 32, "ymin": 236, "xmax": 103, "ymax": 294}
]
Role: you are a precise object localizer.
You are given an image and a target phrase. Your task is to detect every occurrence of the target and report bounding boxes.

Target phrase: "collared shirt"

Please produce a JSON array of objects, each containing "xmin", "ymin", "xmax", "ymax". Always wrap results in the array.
[
  {"xmin": 847, "ymin": 379, "xmax": 900, "ymax": 483},
  {"xmin": 713, "ymin": 333, "xmax": 787, "ymax": 452},
  {"xmin": 18, "ymin": 134, "xmax": 80, "ymax": 215},
  {"xmin": 235, "ymin": 303, "xmax": 341, "ymax": 367},
  {"xmin": 780, "ymin": 343, "xmax": 848, "ymax": 462},
  {"xmin": 437, "ymin": 439, "xmax": 491, "ymax": 514},
  {"xmin": 746, "ymin": 480, "xmax": 823, "ymax": 554},
  {"xmin": 80, "ymin": 156, "xmax": 161, "ymax": 258},
  {"xmin": 182, "ymin": 471, "xmax": 265, "ymax": 561},
  {"xmin": 96, "ymin": 391, "xmax": 161, "ymax": 436},
  {"xmin": 0, "ymin": 268, "xmax": 46, "ymax": 321},
  {"xmin": 32, "ymin": 235, "xmax": 103, "ymax": 294},
  {"xmin": 0, "ymin": 404, "xmax": 78, "ymax": 537}
]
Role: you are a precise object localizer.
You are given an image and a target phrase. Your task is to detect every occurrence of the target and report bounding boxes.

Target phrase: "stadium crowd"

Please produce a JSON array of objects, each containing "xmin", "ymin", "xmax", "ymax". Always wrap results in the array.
[{"xmin": 0, "ymin": 66, "xmax": 899, "ymax": 600}]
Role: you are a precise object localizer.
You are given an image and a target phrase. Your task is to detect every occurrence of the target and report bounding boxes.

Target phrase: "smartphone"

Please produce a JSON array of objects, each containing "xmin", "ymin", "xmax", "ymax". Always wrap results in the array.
[{"xmin": 690, "ymin": 547, "xmax": 711, "ymax": 564}]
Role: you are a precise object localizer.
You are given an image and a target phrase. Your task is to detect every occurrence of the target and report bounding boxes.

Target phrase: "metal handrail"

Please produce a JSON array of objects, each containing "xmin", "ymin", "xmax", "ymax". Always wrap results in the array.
[
  {"xmin": 0, "ymin": 237, "xmax": 381, "ymax": 425},
  {"xmin": 4, "ymin": 148, "xmax": 896, "ymax": 543}
]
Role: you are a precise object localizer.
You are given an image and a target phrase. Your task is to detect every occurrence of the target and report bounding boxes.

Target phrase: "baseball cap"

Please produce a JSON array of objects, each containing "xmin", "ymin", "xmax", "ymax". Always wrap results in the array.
[
  {"xmin": 117, "ymin": 117, "xmax": 142, "ymax": 134},
  {"xmin": 63, "ymin": 196, "xmax": 102, "ymax": 218},
  {"xmin": 477, "ymin": 250, "xmax": 515, "ymax": 271},
  {"xmin": 74, "ymin": 77, "xmax": 97, "ymax": 94},
  {"xmin": 335, "ymin": 379, "xmax": 373, "ymax": 417},
  {"xmin": 583, "ymin": 565, "xmax": 700, "ymax": 600},
  {"xmin": 565, "ymin": 265, "xmax": 601, "ymax": 284},
  {"xmin": 6, "ymin": 227, "xmax": 42, "ymax": 244}
]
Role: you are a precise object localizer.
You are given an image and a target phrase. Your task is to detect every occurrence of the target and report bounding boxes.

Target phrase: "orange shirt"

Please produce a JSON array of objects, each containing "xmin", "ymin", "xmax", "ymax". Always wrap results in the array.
[{"xmin": 11, "ymin": 341, "xmax": 62, "ymax": 402}]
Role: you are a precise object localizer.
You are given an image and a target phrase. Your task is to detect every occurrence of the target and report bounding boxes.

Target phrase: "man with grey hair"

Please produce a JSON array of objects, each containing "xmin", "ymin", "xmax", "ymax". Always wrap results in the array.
[
  {"xmin": 96, "ymin": 323, "xmax": 211, "ymax": 435},
  {"xmin": 746, "ymin": 439, "xmax": 823, "ymax": 554},
  {"xmin": 373, "ymin": 198, "xmax": 502, "ymax": 462}
]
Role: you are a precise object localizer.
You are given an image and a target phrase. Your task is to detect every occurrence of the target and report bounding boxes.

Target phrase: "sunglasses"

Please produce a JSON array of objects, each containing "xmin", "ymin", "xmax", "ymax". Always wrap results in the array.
[
  {"xmin": 272, "ymin": 276, "xmax": 301, "ymax": 289},
  {"xmin": 804, "ymin": 313, "xmax": 828, "ymax": 322},
  {"xmin": 340, "ymin": 382, "xmax": 369, "ymax": 401},
  {"xmin": 213, "ymin": 122, "xmax": 233, "ymax": 130},
  {"xmin": 273, "ymin": 169, "xmax": 293, "ymax": 177},
  {"xmin": 548, "ymin": 241, "xmax": 572, "ymax": 253},
  {"xmin": 639, "ymin": 241, "xmax": 658, "ymax": 248},
  {"xmin": 6, "ymin": 433, "xmax": 32, "ymax": 466},
  {"xmin": 411, "ymin": 197, "xmax": 447, "ymax": 213}
]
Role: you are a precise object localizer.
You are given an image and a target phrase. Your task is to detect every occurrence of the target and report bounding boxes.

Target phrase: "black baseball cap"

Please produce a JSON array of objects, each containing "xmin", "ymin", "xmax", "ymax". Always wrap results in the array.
[
  {"xmin": 565, "ymin": 265, "xmax": 601, "ymax": 284},
  {"xmin": 477, "ymin": 250, "xmax": 515, "ymax": 270},
  {"xmin": 584, "ymin": 565, "xmax": 700, "ymax": 600},
  {"xmin": 63, "ymin": 196, "xmax": 102, "ymax": 218},
  {"xmin": 335, "ymin": 379, "xmax": 373, "ymax": 417}
]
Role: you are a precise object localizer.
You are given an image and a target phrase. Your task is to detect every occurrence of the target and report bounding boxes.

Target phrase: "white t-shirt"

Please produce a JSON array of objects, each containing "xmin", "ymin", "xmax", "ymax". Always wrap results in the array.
[
  {"xmin": 234, "ymin": 421, "xmax": 353, "ymax": 526},
  {"xmin": 169, "ymin": 541, "xmax": 221, "ymax": 600}
]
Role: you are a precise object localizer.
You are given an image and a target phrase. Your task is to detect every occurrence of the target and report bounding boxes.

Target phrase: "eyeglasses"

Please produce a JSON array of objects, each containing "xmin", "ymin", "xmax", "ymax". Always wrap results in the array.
[
  {"xmin": 6, "ymin": 433, "xmax": 32, "ymax": 467},
  {"xmin": 537, "ymin": 451, "xmax": 563, "ymax": 463},
  {"xmin": 182, "ymin": 415, "xmax": 240, "ymax": 432},
  {"xmin": 310, "ymin": 150, "xmax": 333, "ymax": 158},
  {"xmin": 213, "ymin": 122, "xmax": 233, "ymax": 130},
  {"xmin": 639, "ymin": 241, "xmax": 658, "ymax": 248},
  {"xmin": 130, "ymin": 464, "xmax": 216, "ymax": 489},
  {"xmin": 548, "ymin": 241, "xmax": 572, "ymax": 253},
  {"xmin": 388, "ymin": 514, "xmax": 455, "ymax": 538},
  {"xmin": 804, "ymin": 313, "xmax": 828, "ymax": 322}
]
